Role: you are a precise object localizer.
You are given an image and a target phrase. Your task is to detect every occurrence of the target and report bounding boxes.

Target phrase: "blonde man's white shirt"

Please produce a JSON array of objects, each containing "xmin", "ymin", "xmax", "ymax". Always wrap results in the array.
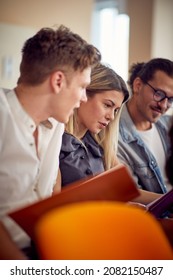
[{"xmin": 0, "ymin": 88, "xmax": 64, "ymax": 249}]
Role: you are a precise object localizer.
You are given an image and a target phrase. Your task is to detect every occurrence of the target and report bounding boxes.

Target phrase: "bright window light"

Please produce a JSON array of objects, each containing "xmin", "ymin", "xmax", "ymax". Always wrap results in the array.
[{"xmin": 91, "ymin": 6, "xmax": 129, "ymax": 81}]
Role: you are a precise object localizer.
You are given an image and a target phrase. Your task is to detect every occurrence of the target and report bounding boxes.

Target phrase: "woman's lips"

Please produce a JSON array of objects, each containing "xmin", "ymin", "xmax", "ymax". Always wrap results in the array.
[{"xmin": 98, "ymin": 122, "xmax": 108, "ymax": 128}]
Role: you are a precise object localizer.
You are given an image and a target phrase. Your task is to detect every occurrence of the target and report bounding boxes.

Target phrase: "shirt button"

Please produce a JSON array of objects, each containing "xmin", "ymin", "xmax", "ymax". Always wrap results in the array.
[
  {"xmin": 80, "ymin": 155, "xmax": 85, "ymax": 159},
  {"xmin": 30, "ymin": 143, "xmax": 34, "ymax": 146},
  {"xmin": 86, "ymin": 168, "xmax": 92, "ymax": 175},
  {"xmin": 33, "ymin": 187, "xmax": 37, "ymax": 192}
]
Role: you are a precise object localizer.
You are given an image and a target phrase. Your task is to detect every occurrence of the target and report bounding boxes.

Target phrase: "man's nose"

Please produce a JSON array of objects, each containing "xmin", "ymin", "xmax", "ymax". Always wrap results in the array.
[
  {"xmin": 158, "ymin": 97, "xmax": 169, "ymax": 109},
  {"xmin": 81, "ymin": 89, "xmax": 87, "ymax": 102}
]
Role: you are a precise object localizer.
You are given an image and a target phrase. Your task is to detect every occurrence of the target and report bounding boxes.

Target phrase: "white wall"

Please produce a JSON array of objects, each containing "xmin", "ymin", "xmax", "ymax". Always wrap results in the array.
[
  {"xmin": 0, "ymin": 0, "xmax": 93, "ymax": 41},
  {"xmin": 0, "ymin": 23, "xmax": 36, "ymax": 88},
  {"xmin": 151, "ymin": 0, "xmax": 173, "ymax": 59},
  {"xmin": 0, "ymin": 0, "xmax": 94, "ymax": 88}
]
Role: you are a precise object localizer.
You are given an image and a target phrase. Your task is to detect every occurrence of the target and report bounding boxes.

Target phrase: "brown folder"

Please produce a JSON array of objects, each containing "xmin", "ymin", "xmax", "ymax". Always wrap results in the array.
[{"xmin": 8, "ymin": 165, "xmax": 139, "ymax": 239}]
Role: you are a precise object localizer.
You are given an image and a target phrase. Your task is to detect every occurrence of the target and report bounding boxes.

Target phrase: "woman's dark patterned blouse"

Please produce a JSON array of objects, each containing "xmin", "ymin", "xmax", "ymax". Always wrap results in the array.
[{"xmin": 60, "ymin": 131, "xmax": 104, "ymax": 187}]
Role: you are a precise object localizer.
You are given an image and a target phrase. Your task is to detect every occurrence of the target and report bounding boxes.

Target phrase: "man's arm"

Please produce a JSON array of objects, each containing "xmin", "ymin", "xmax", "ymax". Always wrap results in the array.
[
  {"xmin": 0, "ymin": 221, "xmax": 27, "ymax": 260},
  {"xmin": 132, "ymin": 189, "xmax": 162, "ymax": 205}
]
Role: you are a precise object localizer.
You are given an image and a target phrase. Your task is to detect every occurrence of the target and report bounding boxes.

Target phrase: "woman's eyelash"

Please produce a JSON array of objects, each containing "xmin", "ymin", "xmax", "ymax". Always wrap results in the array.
[
  {"xmin": 114, "ymin": 108, "xmax": 119, "ymax": 115},
  {"xmin": 104, "ymin": 103, "xmax": 111, "ymax": 108}
]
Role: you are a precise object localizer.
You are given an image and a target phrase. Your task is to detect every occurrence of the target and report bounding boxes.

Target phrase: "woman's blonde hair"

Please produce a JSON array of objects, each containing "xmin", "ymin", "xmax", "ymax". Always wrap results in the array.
[{"xmin": 66, "ymin": 63, "xmax": 129, "ymax": 170}]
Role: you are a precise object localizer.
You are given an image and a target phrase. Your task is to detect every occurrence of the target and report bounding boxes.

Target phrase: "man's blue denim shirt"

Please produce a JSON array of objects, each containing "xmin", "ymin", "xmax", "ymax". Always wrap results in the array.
[{"xmin": 118, "ymin": 103, "xmax": 172, "ymax": 194}]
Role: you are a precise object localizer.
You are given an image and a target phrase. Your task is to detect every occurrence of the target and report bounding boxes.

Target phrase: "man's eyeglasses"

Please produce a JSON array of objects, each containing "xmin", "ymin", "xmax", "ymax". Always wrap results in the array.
[{"xmin": 146, "ymin": 82, "xmax": 173, "ymax": 107}]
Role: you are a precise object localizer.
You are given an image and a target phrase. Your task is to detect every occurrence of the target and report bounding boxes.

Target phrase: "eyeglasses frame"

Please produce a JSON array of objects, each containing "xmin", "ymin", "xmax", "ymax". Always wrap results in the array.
[{"xmin": 145, "ymin": 82, "xmax": 173, "ymax": 107}]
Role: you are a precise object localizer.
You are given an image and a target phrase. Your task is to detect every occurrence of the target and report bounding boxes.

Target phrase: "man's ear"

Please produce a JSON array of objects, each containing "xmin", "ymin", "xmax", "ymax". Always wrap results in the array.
[
  {"xmin": 133, "ymin": 77, "xmax": 143, "ymax": 94},
  {"xmin": 50, "ymin": 71, "xmax": 65, "ymax": 94}
]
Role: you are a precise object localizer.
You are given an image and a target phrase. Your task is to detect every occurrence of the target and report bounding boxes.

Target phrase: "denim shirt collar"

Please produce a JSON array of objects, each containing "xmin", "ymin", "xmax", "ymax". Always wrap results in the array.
[
  {"xmin": 120, "ymin": 103, "xmax": 172, "ymax": 151},
  {"xmin": 119, "ymin": 103, "xmax": 140, "ymax": 143}
]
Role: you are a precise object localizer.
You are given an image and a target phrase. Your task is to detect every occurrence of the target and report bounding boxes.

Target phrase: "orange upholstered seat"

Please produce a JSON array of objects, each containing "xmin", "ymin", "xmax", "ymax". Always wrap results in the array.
[{"xmin": 34, "ymin": 201, "xmax": 173, "ymax": 260}]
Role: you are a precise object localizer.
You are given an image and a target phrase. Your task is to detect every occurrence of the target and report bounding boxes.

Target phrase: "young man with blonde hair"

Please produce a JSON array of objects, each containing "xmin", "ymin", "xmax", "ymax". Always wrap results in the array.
[{"xmin": 0, "ymin": 25, "xmax": 101, "ymax": 259}]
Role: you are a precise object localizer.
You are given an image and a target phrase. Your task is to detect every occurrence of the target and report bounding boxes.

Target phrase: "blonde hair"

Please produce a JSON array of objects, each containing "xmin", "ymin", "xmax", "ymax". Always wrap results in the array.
[{"xmin": 66, "ymin": 63, "xmax": 129, "ymax": 170}]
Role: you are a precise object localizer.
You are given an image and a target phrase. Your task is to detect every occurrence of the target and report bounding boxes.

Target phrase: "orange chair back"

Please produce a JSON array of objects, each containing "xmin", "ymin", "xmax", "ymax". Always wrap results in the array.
[{"xmin": 35, "ymin": 201, "xmax": 173, "ymax": 260}]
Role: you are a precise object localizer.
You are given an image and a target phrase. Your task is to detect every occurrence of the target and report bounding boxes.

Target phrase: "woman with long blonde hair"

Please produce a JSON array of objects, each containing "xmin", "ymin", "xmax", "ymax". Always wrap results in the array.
[{"xmin": 58, "ymin": 62, "xmax": 129, "ymax": 187}]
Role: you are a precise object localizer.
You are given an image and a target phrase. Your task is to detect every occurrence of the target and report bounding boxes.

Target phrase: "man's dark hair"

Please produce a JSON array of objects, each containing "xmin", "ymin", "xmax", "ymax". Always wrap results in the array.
[{"xmin": 128, "ymin": 58, "xmax": 173, "ymax": 92}]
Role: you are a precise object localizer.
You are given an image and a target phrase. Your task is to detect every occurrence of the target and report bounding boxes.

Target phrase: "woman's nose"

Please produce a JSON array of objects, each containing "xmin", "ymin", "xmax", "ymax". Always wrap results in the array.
[{"xmin": 106, "ymin": 110, "xmax": 114, "ymax": 121}]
